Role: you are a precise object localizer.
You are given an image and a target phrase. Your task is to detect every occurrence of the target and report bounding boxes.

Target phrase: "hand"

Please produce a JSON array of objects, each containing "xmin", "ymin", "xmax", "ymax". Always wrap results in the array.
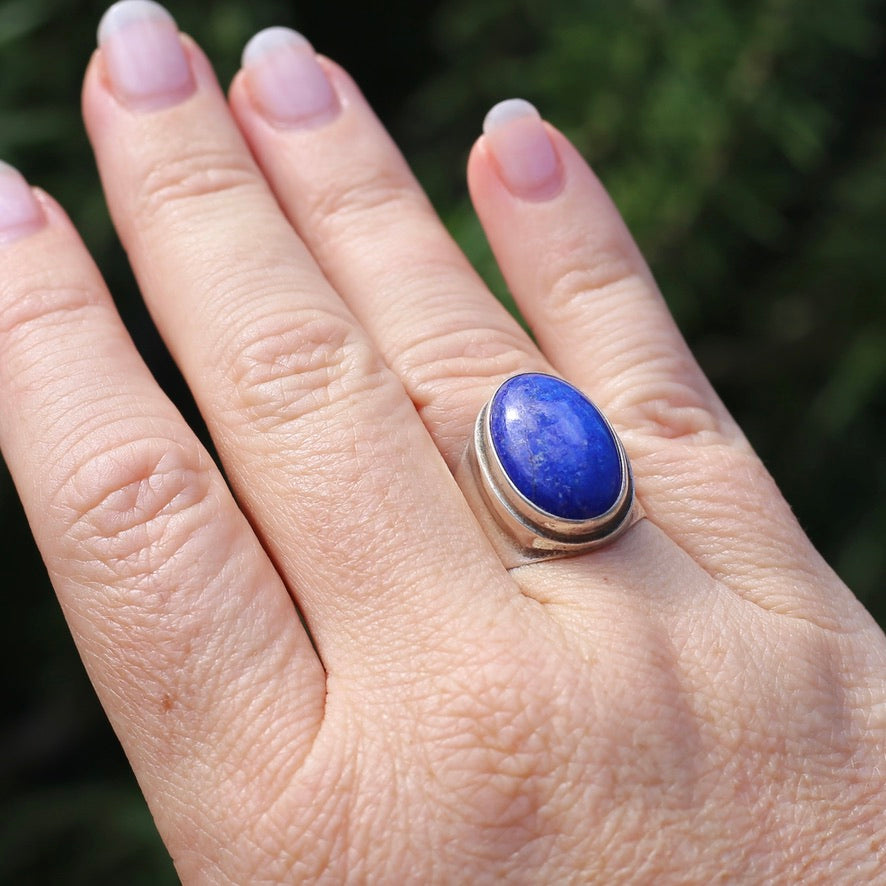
[{"xmin": 1, "ymin": 2, "xmax": 884, "ymax": 881}]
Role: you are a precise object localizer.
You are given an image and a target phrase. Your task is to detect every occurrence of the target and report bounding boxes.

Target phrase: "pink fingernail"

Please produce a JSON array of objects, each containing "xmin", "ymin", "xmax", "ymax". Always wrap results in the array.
[
  {"xmin": 97, "ymin": 0, "xmax": 195, "ymax": 112},
  {"xmin": 483, "ymin": 99, "xmax": 562, "ymax": 200},
  {"xmin": 0, "ymin": 162, "xmax": 46, "ymax": 244},
  {"xmin": 241, "ymin": 27, "xmax": 340, "ymax": 128}
]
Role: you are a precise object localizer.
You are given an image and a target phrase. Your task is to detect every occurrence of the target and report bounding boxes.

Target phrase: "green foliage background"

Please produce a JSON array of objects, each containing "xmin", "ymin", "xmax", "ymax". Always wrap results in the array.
[{"xmin": 1, "ymin": 0, "xmax": 883, "ymax": 880}]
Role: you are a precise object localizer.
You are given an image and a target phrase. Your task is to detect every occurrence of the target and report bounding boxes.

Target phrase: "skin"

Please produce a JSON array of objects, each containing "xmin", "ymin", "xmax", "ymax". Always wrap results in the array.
[{"xmin": 1, "ymin": 17, "xmax": 885, "ymax": 885}]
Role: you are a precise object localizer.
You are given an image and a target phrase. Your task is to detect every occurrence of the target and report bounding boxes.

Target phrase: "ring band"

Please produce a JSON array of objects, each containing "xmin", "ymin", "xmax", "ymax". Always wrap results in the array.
[{"xmin": 457, "ymin": 372, "xmax": 644, "ymax": 568}]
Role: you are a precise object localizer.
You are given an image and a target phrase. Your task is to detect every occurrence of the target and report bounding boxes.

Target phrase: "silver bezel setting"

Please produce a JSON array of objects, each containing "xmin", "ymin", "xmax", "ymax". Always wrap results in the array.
[{"xmin": 468, "ymin": 381, "xmax": 637, "ymax": 558}]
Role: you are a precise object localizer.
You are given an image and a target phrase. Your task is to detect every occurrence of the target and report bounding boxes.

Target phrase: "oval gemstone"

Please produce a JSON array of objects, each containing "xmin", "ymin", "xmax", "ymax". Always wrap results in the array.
[{"xmin": 489, "ymin": 373, "xmax": 622, "ymax": 520}]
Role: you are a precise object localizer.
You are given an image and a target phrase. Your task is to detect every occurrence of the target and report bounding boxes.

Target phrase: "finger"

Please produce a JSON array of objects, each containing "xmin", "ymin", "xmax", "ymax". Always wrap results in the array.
[
  {"xmin": 0, "ymin": 166, "xmax": 326, "ymax": 875},
  {"xmin": 467, "ymin": 100, "xmax": 855, "ymax": 620},
  {"xmin": 470, "ymin": 101, "xmax": 737, "ymax": 441},
  {"xmin": 228, "ymin": 28, "xmax": 551, "ymax": 469},
  {"xmin": 82, "ymin": 3, "xmax": 516, "ymax": 674}
]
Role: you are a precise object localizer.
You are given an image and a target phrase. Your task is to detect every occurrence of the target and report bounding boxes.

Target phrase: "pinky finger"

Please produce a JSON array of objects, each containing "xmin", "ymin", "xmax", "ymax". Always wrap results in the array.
[
  {"xmin": 467, "ymin": 103, "xmax": 856, "ymax": 622},
  {"xmin": 0, "ymin": 165, "xmax": 324, "ymax": 881}
]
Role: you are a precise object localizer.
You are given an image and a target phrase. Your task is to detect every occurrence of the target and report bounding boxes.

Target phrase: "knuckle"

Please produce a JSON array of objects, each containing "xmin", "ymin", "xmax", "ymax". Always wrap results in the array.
[
  {"xmin": 397, "ymin": 322, "xmax": 543, "ymax": 454},
  {"xmin": 618, "ymin": 389, "xmax": 720, "ymax": 442},
  {"xmin": 401, "ymin": 322, "xmax": 538, "ymax": 408},
  {"xmin": 55, "ymin": 435, "xmax": 216, "ymax": 586},
  {"xmin": 304, "ymin": 164, "xmax": 424, "ymax": 239},
  {"xmin": 535, "ymin": 234, "xmax": 728, "ymax": 443},
  {"xmin": 134, "ymin": 146, "xmax": 259, "ymax": 225},
  {"xmin": 439, "ymin": 652, "xmax": 556, "ymax": 759},
  {"xmin": 608, "ymin": 359, "xmax": 723, "ymax": 442},
  {"xmin": 429, "ymin": 648, "xmax": 563, "ymax": 835},
  {"xmin": 0, "ymin": 276, "xmax": 102, "ymax": 343},
  {"xmin": 543, "ymin": 237, "xmax": 645, "ymax": 317},
  {"xmin": 223, "ymin": 308, "xmax": 390, "ymax": 433}
]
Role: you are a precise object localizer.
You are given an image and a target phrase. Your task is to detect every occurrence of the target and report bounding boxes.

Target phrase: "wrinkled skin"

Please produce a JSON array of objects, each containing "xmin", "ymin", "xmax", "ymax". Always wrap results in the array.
[{"xmin": 1, "ymin": 7, "xmax": 884, "ymax": 883}]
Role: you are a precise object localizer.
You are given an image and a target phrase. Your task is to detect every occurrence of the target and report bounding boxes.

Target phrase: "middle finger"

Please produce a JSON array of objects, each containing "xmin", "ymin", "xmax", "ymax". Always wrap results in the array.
[{"xmin": 229, "ymin": 28, "xmax": 553, "ymax": 468}]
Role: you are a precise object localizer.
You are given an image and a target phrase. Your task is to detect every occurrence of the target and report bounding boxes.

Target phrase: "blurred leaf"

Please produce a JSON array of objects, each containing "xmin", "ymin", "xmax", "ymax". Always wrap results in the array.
[{"xmin": 0, "ymin": 0, "xmax": 59, "ymax": 45}]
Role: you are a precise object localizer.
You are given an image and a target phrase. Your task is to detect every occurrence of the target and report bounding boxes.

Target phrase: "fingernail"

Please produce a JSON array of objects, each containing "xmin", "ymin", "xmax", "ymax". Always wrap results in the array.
[
  {"xmin": 483, "ymin": 99, "xmax": 562, "ymax": 199},
  {"xmin": 0, "ymin": 162, "xmax": 46, "ymax": 244},
  {"xmin": 97, "ymin": 0, "xmax": 195, "ymax": 111},
  {"xmin": 241, "ymin": 27, "xmax": 340, "ymax": 128}
]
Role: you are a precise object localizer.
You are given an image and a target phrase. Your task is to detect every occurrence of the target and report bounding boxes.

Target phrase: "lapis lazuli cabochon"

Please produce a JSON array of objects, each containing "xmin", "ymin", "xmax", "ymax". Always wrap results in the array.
[{"xmin": 489, "ymin": 373, "xmax": 623, "ymax": 521}]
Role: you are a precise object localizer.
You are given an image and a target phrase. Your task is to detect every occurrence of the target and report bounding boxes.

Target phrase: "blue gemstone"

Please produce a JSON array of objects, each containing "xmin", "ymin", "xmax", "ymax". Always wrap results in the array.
[{"xmin": 489, "ymin": 373, "xmax": 622, "ymax": 520}]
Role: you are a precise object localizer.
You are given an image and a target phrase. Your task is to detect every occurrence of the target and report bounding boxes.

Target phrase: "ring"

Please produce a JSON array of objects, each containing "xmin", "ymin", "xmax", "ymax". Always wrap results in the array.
[{"xmin": 458, "ymin": 372, "xmax": 644, "ymax": 568}]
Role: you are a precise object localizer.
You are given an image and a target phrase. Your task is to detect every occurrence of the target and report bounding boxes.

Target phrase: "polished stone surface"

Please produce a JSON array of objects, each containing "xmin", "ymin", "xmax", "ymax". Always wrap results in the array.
[{"xmin": 489, "ymin": 373, "xmax": 622, "ymax": 520}]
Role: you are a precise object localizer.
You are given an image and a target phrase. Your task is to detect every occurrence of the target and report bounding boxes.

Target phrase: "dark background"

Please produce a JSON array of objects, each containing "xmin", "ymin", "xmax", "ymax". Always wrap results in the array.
[{"xmin": 1, "ymin": 0, "xmax": 884, "ymax": 881}]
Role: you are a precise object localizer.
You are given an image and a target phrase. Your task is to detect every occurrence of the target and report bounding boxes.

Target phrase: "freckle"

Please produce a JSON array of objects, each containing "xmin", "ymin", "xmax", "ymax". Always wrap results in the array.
[{"xmin": 161, "ymin": 694, "xmax": 173, "ymax": 712}]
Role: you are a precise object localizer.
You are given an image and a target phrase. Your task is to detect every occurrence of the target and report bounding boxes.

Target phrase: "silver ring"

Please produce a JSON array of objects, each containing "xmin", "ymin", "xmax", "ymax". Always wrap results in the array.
[{"xmin": 457, "ymin": 372, "xmax": 645, "ymax": 569}]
